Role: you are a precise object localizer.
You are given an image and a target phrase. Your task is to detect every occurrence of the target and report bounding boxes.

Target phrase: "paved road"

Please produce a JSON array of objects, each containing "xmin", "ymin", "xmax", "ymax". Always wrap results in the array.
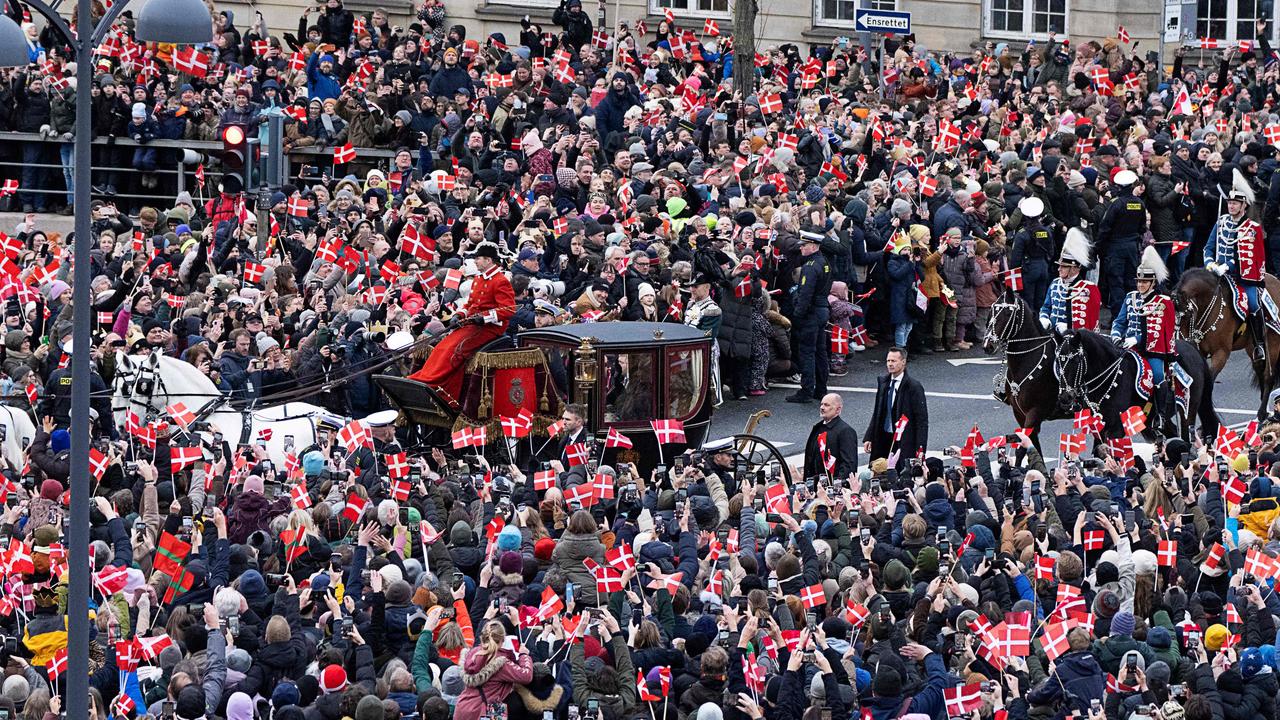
[{"xmin": 708, "ymin": 343, "xmax": 1265, "ymax": 468}]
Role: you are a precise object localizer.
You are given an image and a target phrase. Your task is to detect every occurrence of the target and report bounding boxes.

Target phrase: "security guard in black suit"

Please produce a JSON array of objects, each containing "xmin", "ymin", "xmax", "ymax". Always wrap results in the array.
[
  {"xmin": 787, "ymin": 230, "xmax": 833, "ymax": 404},
  {"xmin": 1095, "ymin": 169, "xmax": 1148, "ymax": 317}
]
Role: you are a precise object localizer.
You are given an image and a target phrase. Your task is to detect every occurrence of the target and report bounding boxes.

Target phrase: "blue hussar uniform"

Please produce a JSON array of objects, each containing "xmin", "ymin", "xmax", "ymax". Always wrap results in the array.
[
  {"xmin": 788, "ymin": 231, "xmax": 832, "ymax": 404},
  {"xmin": 1205, "ymin": 190, "xmax": 1268, "ymax": 354},
  {"xmin": 1111, "ymin": 290, "xmax": 1177, "ymax": 384},
  {"xmin": 1040, "ymin": 278, "xmax": 1101, "ymax": 331},
  {"xmin": 1038, "ymin": 226, "xmax": 1099, "ymax": 332},
  {"xmin": 1112, "ymin": 246, "xmax": 1177, "ymax": 425}
]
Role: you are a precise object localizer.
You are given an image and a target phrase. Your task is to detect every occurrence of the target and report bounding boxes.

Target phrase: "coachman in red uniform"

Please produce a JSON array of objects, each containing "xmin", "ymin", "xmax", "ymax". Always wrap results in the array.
[{"xmin": 410, "ymin": 243, "xmax": 515, "ymax": 407}]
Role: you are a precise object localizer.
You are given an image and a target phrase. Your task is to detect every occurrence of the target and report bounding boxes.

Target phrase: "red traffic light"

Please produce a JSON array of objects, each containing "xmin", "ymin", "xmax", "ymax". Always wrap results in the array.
[{"xmin": 222, "ymin": 124, "xmax": 248, "ymax": 171}]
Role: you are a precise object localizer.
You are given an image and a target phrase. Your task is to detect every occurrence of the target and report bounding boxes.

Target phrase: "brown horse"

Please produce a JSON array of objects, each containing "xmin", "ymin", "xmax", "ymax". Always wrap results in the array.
[{"xmin": 1173, "ymin": 268, "xmax": 1280, "ymax": 417}]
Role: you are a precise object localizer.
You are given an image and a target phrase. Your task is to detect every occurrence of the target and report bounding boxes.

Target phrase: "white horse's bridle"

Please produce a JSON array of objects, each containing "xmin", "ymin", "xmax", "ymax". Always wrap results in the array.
[{"xmin": 112, "ymin": 351, "xmax": 168, "ymax": 422}]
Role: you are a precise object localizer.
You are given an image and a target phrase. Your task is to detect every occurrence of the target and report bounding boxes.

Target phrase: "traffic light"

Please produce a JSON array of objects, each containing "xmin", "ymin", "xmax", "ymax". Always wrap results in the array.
[{"xmin": 221, "ymin": 124, "xmax": 249, "ymax": 187}]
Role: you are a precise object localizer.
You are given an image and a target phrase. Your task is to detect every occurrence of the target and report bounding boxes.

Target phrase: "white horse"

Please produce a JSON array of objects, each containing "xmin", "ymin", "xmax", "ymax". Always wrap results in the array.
[
  {"xmin": 112, "ymin": 351, "xmax": 340, "ymax": 469},
  {"xmin": 0, "ymin": 404, "xmax": 36, "ymax": 471}
]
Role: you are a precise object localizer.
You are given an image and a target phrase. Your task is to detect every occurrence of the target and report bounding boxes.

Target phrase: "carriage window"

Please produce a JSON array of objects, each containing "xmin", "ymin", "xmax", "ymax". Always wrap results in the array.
[
  {"xmin": 543, "ymin": 344, "xmax": 572, "ymax": 397},
  {"xmin": 602, "ymin": 352, "xmax": 656, "ymax": 422},
  {"xmin": 666, "ymin": 347, "xmax": 704, "ymax": 419}
]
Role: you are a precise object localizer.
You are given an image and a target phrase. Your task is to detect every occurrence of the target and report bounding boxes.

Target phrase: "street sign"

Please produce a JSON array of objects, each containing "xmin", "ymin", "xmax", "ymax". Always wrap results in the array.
[{"xmin": 854, "ymin": 8, "xmax": 911, "ymax": 34}]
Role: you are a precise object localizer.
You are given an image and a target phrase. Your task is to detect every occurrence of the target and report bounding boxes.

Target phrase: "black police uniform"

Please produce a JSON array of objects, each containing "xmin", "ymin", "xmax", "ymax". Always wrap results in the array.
[
  {"xmin": 1010, "ymin": 218, "xmax": 1055, "ymax": 311},
  {"xmin": 1096, "ymin": 189, "xmax": 1147, "ymax": 317},
  {"xmin": 789, "ymin": 249, "xmax": 832, "ymax": 403},
  {"xmin": 39, "ymin": 365, "xmax": 116, "ymax": 438}
]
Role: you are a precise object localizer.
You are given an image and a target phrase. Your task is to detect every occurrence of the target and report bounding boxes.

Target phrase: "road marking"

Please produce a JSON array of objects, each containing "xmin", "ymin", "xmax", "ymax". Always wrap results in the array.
[
  {"xmin": 772, "ymin": 383, "xmax": 1262, "ymax": 415},
  {"xmin": 768, "ymin": 379, "xmax": 988, "ymax": 399},
  {"xmin": 946, "ymin": 357, "xmax": 1003, "ymax": 367}
]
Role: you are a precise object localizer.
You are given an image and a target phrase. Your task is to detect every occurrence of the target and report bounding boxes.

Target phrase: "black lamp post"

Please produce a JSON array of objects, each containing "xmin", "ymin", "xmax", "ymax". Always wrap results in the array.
[{"xmin": 0, "ymin": 0, "xmax": 210, "ymax": 715}]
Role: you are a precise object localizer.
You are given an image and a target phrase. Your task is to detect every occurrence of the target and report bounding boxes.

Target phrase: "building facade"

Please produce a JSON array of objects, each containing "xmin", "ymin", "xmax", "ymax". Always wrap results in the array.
[{"xmin": 243, "ymin": 0, "xmax": 1205, "ymax": 63}]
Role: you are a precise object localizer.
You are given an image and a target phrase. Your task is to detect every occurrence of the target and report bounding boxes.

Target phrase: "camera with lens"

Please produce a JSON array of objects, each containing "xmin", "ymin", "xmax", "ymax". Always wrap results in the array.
[{"xmin": 361, "ymin": 330, "xmax": 385, "ymax": 344}]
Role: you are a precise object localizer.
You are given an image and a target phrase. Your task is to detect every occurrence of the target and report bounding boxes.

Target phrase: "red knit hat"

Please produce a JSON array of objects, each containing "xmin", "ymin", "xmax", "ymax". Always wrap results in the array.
[
  {"xmin": 534, "ymin": 537, "xmax": 556, "ymax": 562},
  {"xmin": 320, "ymin": 664, "xmax": 348, "ymax": 693}
]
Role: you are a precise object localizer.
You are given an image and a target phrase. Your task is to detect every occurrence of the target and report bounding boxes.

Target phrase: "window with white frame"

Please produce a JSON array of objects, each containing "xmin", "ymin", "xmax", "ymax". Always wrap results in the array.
[
  {"xmin": 815, "ymin": 0, "xmax": 895, "ymax": 27},
  {"xmin": 652, "ymin": 0, "xmax": 729, "ymax": 17},
  {"xmin": 1196, "ymin": 0, "xmax": 1274, "ymax": 42},
  {"xmin": 984, "ymin": 0, "xmax": 1066, "ymax": 38}
]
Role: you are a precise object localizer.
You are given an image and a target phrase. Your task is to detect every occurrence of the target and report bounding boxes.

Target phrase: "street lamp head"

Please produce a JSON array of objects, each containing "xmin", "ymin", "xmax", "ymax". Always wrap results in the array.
[
  {"xmin": 0, "ymin": 15, "xmax": 31, "ymax": 68},
  {"xmin": 135, "ymin": 0, "xmax": 213, "ymax": 44}
]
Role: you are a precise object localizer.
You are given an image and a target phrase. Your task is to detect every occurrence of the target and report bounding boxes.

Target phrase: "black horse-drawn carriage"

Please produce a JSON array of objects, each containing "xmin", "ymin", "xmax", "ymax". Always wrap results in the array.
[{"xmin": 375, "ymin": 322, "xmax": 791, "ymax": 476}]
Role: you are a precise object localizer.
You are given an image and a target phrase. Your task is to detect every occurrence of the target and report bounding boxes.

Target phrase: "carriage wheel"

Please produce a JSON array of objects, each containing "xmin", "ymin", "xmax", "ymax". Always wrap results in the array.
[{"xmin": 731, "ymin": 433, "xmax": 796, "ymax": 485}]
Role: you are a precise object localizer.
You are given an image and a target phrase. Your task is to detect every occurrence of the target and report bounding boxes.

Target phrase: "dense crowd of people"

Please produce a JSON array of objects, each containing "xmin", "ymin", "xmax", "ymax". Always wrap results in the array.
[{"xmin": 0, "ymin": 1, "xmax": 1280, "ymax": 720}]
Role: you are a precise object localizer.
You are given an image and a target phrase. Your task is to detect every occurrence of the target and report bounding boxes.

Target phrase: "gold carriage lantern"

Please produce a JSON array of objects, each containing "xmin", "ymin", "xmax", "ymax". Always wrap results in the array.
[{"xmin": 573, "ymin": 336, "xmax": 598, "ymax": 405}]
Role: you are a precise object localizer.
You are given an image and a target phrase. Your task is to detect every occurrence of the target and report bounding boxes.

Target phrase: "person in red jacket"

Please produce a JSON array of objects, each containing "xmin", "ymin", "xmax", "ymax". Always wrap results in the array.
[{"xmin": 410, "ymin": 242, "xmax": 515, "ymax": 407}]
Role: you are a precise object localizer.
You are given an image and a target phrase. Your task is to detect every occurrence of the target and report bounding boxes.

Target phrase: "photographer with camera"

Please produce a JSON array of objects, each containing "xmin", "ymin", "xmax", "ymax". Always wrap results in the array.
[
  {"xmin": 551, "ymin": 0, "xmax": 593, "ymax": 53},
  {"xmin": 296, "ymin": 330, "xmax": 353, "ymax": 416}
]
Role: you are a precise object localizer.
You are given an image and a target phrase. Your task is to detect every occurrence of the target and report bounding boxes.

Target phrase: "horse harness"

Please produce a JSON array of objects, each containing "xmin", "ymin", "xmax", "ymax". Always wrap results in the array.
[
  {"xmin": 1179, "ymin": 288, "xmax": 1226, "ymax": 347},
  {"xmin": 986, "ymin": 301, "xmax": 1056, "ymax": 404},
  {"xmin": 1053, "ymin": 340, "xmax": 1126, "ymax": 414},
  {"xmin": 114, "ymin": 352, "xmax": 306, "ymax": 447}
]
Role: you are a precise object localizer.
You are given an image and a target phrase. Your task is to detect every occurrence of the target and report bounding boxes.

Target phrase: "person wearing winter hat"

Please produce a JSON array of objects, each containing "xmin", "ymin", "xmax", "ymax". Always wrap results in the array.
[
  {"xmin": 353, "ymin": 695, "xmax": 385, "ymax": 720},
  {"xmin": 1204, "ymin": 623, "xmax": 1230, "ymax": 651},
  {"xmin": 533, "ymin": 537, "xmax": 556, "ymax": 564},
  {"xmin": 319, "ymin": 664, "xmax": 348, "ymax": 694},
  {"xmin": 863, "ymin": 643, "xmax": 949, "ymax": 719},
  {"xmin": 1091, "ymin": 611, "xmax": 1156, "ymax": 674},
  {"xmin": 496, "ymin": 524, "xmax": 523, "ymax": 553},
  {"xmin": 1144, "ymin": 626, "xmax": 1190, "ymax": 681},
  {"xmin": 271, "ymin": 681, "xmax": 301, "ymax": 710},
  {"xmin": 440, "ymin": 664, "xmax": 465, "ymax": 705},
  {"xmin": 0, "ymin": 675, "xmax": 28, "ymax": 708},
  {"xmin": 1162, "ymin": 701, "xmax": 1186, "ymax": 720}
]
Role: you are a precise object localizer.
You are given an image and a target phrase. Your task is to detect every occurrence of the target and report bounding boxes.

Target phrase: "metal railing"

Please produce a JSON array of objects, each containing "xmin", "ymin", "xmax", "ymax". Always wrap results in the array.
[{"xmin": 0, "ymin": 131, "xmax": 411, "ymax": 208}]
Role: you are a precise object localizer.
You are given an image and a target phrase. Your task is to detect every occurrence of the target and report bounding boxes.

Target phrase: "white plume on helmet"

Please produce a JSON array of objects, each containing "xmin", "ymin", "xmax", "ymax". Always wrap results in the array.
[
  {"xmin": 1232, "ymin": 167, "xmax": 1256, "ymax": 205},
  {"xmin": 1060, "ymin": 227, "xmax": 1093, "ymax": 268},
  {"xmin": 1138, "ymin": 245, "xmax": 1169, "ymax": 284}
]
